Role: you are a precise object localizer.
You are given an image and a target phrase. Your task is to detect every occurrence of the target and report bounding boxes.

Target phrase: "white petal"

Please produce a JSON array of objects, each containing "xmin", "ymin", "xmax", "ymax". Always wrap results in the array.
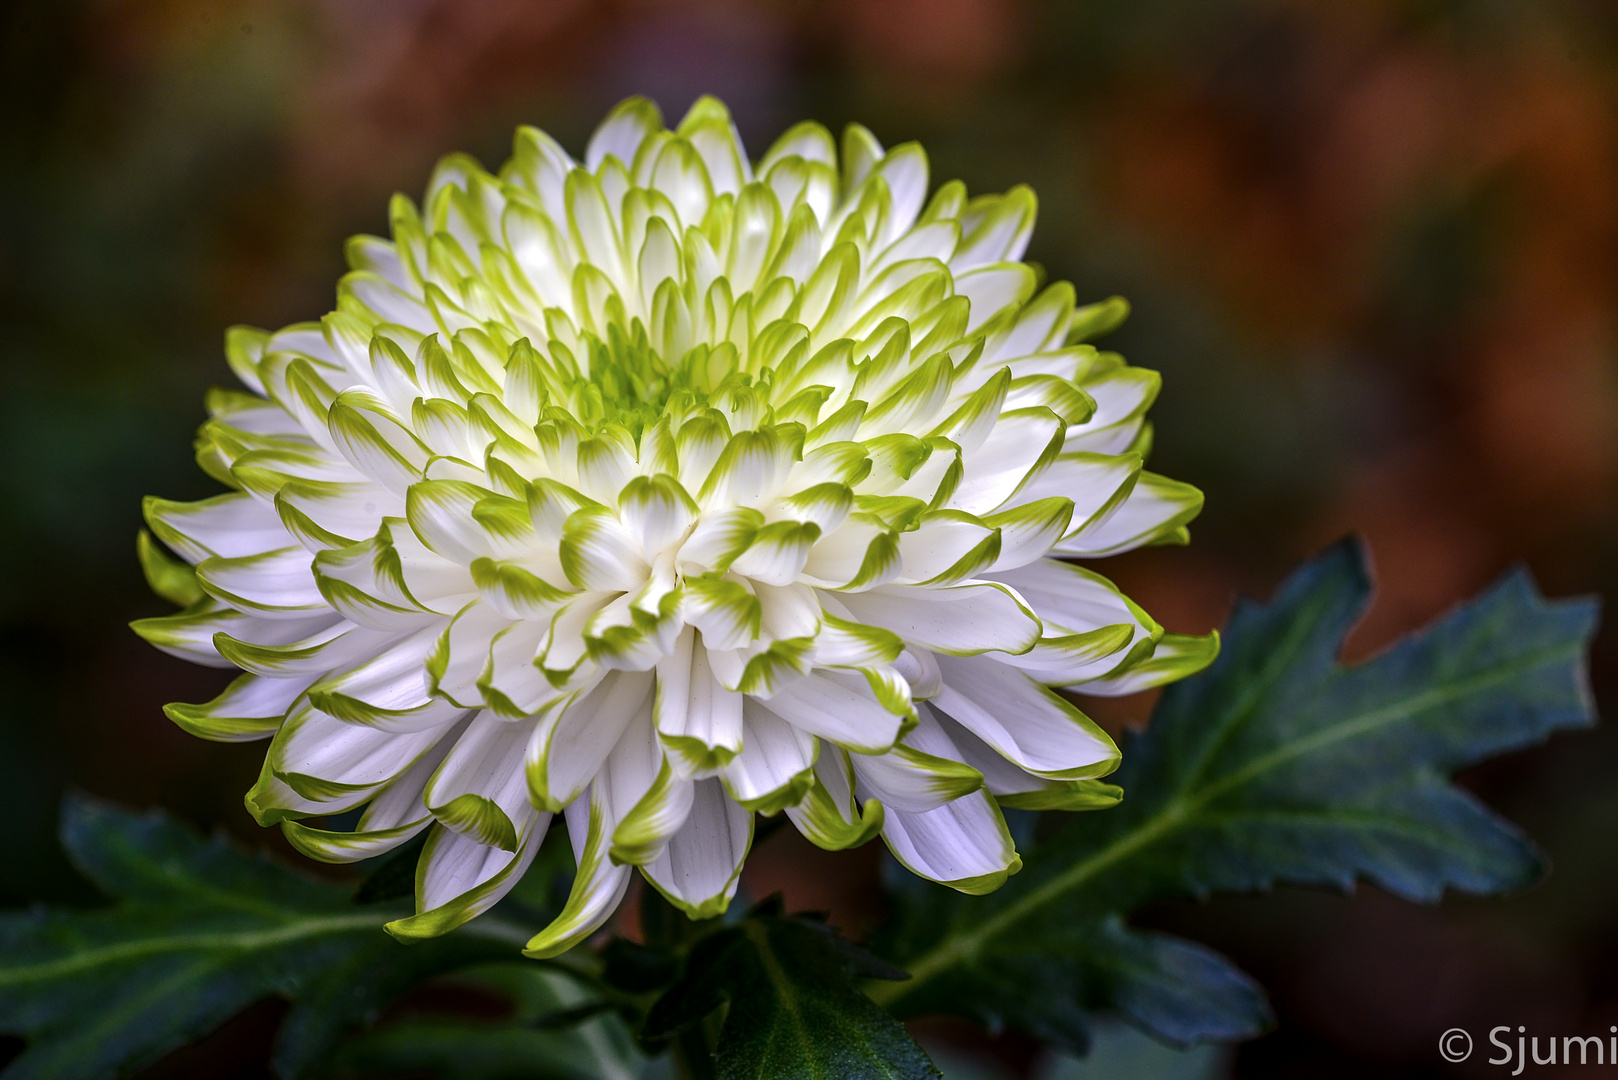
[
  {"xmin": 785, "ymin": 743, "xmax": 885, "ymax": 851},
  {"xmin": 642, "ymin": 779, "xmax": 752, "ymax": 917},
  {"xmin": 848, "ymin": 705, "xmax": 982, "ymax": 813},
  {"xmin": 759, "ymin": 120, "xmax": 837, "ymax": 172},
  {"xmin": 132, "ymin": 603, "xmax": 334, "ymax": 669},
  {"xmin": 425, "ymin": 710, "xmax": 539, "ymax": 850},
  {"xmin": 406, "ymin": 479, "xmax": 501, "ymax": 563},
  {"xmin": 895, "ymin": 513, "xmax": 998, "ymax": 585},
  {"xmin": 1011, "ymin": 452, "xmax": 1140, "ymax": 538},
  {"xmin": 386, "ymin": 808, "xmax": 548, "ymax": 940},
  {"xmin": 730, "ymin": 520, "xmax": 820, "ymax": 586},
  {"xmin": 387, "ymin": 523, "xmax": 479, "ymax": 613},
  {"xmin": 655, "ymin": 628, "xmax": 745, "ymax": 774},
  {"xmin": 1078, "ymin": 632, "xmax": 1220, "ymax": 697},
  {"xmin": 522, "ymin": 785, "xmax": 635, "ymax": 958},
  {"xmin": 755, "ymin": 581, "xmax": 822, "ymax": 641},
  {"xmin": 932, "ymin": 654, "xmax": 1119, "ymax": 779},
  {"xmin": 800, "ymin": 519, "xmax": 899, "ymax": 591},
  {"xmin": 871, "ymin": 143, "xmax": 929, "ymax": 245},
  {"xmin": 360, "ymin": 719, "xmax": 463, "ymax": 832},
  {"xmin": 144, "ymin": 493, "xmax": 291, "ymax": 562},
  {"xmin": 982, "ymin": 282, "xmax": 1074, "ymax": 363},
  {"xmin": 954, "ymin": 264, "xmax": 1036, "ymax": 335},
  {"xmin": 986, "ymin": 558, "xmax": 1156, "ymax": 675},
  {"xmin": 561, "ymin": 506, "xmax": 650, "ymax": 591},
  {"xmin": 1065, "ymin": 364, "xmax": 1160, "ymax": 454},
  {"xmin": 881, "ymin": 790, "xmax": 1019, "ymax": 894},
  {"xmin": 946, "ymin": 408, "xmax": 1063, "ymax": 516},
  {"xmin": 328, "ymin": 389, "xmax": 430, "ymax": 494},
  {"xmin": 311, "ymin": 529, "xmax": 440, "ymax": 632},
  {"xmin": 283, "ymin": 720, "xmax": 463, "ymax": 862},
  {"xmin": 951, "ymin": 189, "xmax": 1036, "ymax": 272},
  {"xmin": 483, "ymin": 618, "xmax": 571, "ymax": 717},
  {"xmin": 527, "ymin": 670, "xmax": 651, "ymax": 811},
  {"xmin": 698, "ymin": 429, "xmax": 797, "ymax": 513},
  {"xmin": 890, "ymin": 647, "xmax": 941, "ymax": 698},
  {"xmin": 928, "ymin": 705, "xmax": 1047, "ymax": 797},
  {"xmin": 990, "ymin": 624, "xmax": 1140, "ymax": 686},
  {"xmin": 196, "ymin": 547, "xmax": 325, "ymax": 616},
  {"xmin": 750, "ymin": 669, "xmax": 906, "ymax": 754},
  {"xmin": 164, "ymin": 670, "xmax": 317, "ymax": 743},
  {"xmin": 677, "ymin": 507, "xmax": 762, "ymax": 576},
  {"xmin": 719, "ymin": 698, "xmax": 817, "ymax": 811},
  {"xmin": 429, "ymin": 600, "xmax": 514, "ymax": 707},
  {"xmin": 586, "ymin": 97, "xmax": 663, "ymax": 170},
  {"xmin": 836, "ymin": 581, "xmax": 1040, "ymax": 656},
  {"xmin": 619, "ymin": 474, "xmax": 699, "ymax": 560},
  {"xmin": 1054, "ymin": 472, "xmax": 1203, "ymax": 557},
  {"xmin": 272, "ymin": 702, "xmax": 457, "ymax": 797},
  {"xmin": 216, "ymin": 617, "xmax": 400, "ymax": 678},
  {"xmin": 537, "ymin": 591, "xmax": 615, "ymax": 680},
  {"xmin": 604, "ymin": 715, "xmax": 695, "ymax": 865},
  {"xmin": 245, "ymin": 758, "xmax": 360, "ymax": 823},
  {"xmin": 306, "ymin": 626, "xmax": 464, "ymax": 731},
  {"xmin": 425, "ymin": 809, "xmax": 542, "ymax": 913}
]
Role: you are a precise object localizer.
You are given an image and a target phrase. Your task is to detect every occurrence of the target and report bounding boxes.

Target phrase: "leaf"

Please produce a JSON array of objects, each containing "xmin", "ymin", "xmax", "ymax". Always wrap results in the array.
[
  {"xmin": 351, "ymin": 829, "xmax": 429, "ymax": 904},
  {"xmin": 326, "ymin": 963, "xmax": 646, "ymax": 1080},
  {"xmin": 873, "ymin": 539, "xmax": 1598, "ymax": 1050},
  {"xmin": 0, "ymin": 795, "xmax": 526, "ymax": 1080},
  {"xmin": 645, "ymin": 906, "xmax": 940, "ymax": 1080},
  {"xmin": 326, "ymin": 1023, "xmax": 610, "ymax": 1080}
]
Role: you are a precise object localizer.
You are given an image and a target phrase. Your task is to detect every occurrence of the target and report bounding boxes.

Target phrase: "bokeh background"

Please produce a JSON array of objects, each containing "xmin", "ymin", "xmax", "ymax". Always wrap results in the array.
[{"xmin": 4, "ymin": 0, "xmax": 1618, "ymax": 1076}]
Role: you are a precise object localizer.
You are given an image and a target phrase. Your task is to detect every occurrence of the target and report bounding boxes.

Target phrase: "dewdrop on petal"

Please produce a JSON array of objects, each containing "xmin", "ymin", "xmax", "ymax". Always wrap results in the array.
[{"xmin": 133, "ymin": 96, "xmax": 1216, "ymax": 954}]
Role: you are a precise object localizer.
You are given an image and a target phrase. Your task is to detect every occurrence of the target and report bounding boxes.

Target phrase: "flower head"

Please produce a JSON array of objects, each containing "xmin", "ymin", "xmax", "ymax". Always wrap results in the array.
[{"xmin": 134, "ymin": 96, "xmax": 1214, "ymax": 952}]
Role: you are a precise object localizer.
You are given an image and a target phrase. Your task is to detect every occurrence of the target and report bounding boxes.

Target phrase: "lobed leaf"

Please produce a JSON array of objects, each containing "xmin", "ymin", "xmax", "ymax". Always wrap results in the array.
[
  {"xmin": 646, "ymin": 905, "xmax": 939, "ymax": 1080},
  {"xmin": 0, "ymin": 795, "xmax": 524, "ymax": 1080},
  {"xmin": 873, "ymin": 538, "xmax": 1598, "ymax": 1050}
]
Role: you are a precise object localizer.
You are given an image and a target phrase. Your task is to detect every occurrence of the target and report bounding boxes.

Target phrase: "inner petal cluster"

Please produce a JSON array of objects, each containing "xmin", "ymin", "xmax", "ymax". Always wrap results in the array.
[{"xmin": 134, "ymin": 96, "xmax": 1214, "ymax": 953}]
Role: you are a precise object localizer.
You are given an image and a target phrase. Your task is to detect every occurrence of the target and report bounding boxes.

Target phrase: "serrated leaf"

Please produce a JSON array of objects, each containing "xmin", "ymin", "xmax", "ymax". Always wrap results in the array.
[
  {"xmin": 0, "ymin": 795, "xmax": 525, "ymax": 1080},
  {"xmin": 645, "ymin": 909, "xmax": 939, "ymax": 1080},
  {"xmin": 873, "ymin": 539, "xmax": 1597, "ymax": 1050}
]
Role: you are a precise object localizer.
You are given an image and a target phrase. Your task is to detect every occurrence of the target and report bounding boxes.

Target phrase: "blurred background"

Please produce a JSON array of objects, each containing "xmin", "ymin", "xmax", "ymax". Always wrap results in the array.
[{"xmin": 3, "ymin": 0, "xmax": 1617, "ymax": 1076}]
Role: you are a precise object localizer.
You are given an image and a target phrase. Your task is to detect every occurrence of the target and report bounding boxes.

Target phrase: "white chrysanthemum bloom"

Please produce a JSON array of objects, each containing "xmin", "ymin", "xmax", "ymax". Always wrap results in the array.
[{"xmin": 134, "ymin": 97, "xmax": 1215, "ymax": 953}]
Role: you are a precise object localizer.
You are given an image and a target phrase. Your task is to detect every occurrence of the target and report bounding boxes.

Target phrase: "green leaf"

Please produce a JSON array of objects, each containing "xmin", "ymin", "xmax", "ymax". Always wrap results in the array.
[
  {"xmin": 351, "ymin": 829, "xmax": 429, "ymax": 904},
  {"xmin": 645, "ymin": 905, "xmax": 939, "ymax": 1080},
  {"xmin": 0, "ymin": 795, "xmax": 526, "ymax": 1080},
  {"xmin": 326, "ymin": 963, "xmax": 646, "ymax": 1080},
  {"xmin": 873, "ymin": 539, "xmax": 1597, "ymax": 1051}
]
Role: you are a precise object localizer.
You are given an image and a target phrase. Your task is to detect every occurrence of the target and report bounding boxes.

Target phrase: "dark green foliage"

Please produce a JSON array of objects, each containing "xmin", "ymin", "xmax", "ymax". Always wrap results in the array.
[
  {"xmin": 326, "ymin": 1023, "xmax": 609, "ymax": 1080},
  {"xmin": 645, "ymin": 903, "xmax": 939, "ymax": 1080},
  {"xmin": 0, "ymin": 796, "xmax": 517, "ymax": 1079},
  {"xmin": 350, "ymin": 830, "xmax": 429, "ymax": 905},
  {"xmin": 0, "ymin": 543, "xmax": 1596, "ymax": 1078},
  {"xmin": 600, "ymin": 938, "xmax": 683, "ymax": 995},
  {"xmin": 326, "ymin": 964, "xmax": 645, "ymax": 1080},
  {"xmin": 875, "ymin": 540, "xmax": 1598, "ymax": 1050}
]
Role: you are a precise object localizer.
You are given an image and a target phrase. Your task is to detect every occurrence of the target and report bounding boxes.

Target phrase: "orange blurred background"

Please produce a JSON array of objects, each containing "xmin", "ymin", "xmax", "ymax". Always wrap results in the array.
[{"xmin": 3, "ymin": 1, "xmax": 1616, "ymax": 1076}]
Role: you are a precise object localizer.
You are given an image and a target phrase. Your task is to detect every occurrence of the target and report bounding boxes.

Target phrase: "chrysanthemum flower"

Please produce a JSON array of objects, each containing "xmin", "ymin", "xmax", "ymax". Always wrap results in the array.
[{"xmin": 134, "ymin": 97, "xmax": 1214, "ymax": 953}]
